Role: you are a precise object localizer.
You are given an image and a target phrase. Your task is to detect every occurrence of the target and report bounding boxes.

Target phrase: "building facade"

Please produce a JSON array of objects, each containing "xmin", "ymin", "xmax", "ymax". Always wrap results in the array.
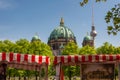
[
  {"xmin": 82, "ymin": 25, "xmax": 97, "ymax": 47},
  {"xmin": 47, "ymin": 18, "xmax": 76, "ymax": 55}
]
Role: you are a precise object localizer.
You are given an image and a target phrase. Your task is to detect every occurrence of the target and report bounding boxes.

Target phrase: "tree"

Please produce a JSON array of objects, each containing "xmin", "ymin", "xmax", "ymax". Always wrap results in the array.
[
  {"xmin": 62, "ymin": 42, "xmax": 79, "ymax": 55},
  {"xmin": 40, "ymin": 43, "xmax": 52, "ymax": 56},
  {"xmin": 61, "ymin": 42, "xmax": 79, "ymax": 80},
  {"xmin": 29, "ymin": 40, "xmax": 52, "ymax": 56},
  {"xmin": 79, "ymin": 45, "xmax": 96, "ymax": 55},
  {"xmin": 96, "ymin": 42, "xmax": 116, "ymax": 54},
  {"xmin": 105, "ymin": 4, "xmax": 120, "ymax": 35},
  {"xmin": 80, "ymin": 0, "xmax": 120, "ymax": 35},
  {"xmin": 0, "ymin": 40, "xmax": 16, "ymax": 53},
  {"xmin": 15, "ymin": 39, "xmax": 30, "ymax": 54},
  {"xmin": 29, "ymin": 40, "xmax": 42, "ymax": 55},
  {"xmin": 0, "ymin": 40, "xmax": 8, "ymax": 52},
  {"xmin": 80, "ymin": 0, "xmax": 106, "ymax": 6},
  {"xmin": 114, "ymin": 47, "xmax": 120, "ymax": 54}
]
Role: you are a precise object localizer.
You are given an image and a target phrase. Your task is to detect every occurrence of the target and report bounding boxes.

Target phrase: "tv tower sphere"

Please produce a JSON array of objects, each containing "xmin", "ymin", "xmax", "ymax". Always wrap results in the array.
[{"xmin": 90, "ymin": 29, "xmax": 97, "ymax": 38}]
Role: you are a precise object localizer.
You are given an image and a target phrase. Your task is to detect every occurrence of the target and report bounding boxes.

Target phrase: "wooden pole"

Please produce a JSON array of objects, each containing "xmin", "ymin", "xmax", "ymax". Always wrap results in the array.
[
  {"xmin": 118, "ymin": 64, "xmax": 120, "ymax": 80},
  {"xmin": 45, "ymin": 65, "xmax": 48, "ymax": 80},
  {"xmin": 36, "ymin": 65, "xmax": 38, "ymax": 80}
]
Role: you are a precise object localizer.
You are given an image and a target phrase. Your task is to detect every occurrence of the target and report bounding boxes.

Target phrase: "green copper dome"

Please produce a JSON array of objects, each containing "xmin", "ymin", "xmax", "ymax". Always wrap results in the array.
[
  {"xmin": 83, "ymin": 33, "xmax": 92, "ymax": 41},
  {"xmin": 33, "ymin": 35, "xmax": 39, "ymax": 40},
  {"xmin": 48, "ymin": 18, "xmax": 76, "ymax": 41},
  {"xmin": 31, "ymin": 33, "xmax": 40, "ymax": 42}
]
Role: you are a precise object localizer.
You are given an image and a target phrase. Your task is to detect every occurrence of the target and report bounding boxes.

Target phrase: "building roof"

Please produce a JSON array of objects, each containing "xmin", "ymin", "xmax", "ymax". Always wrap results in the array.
[
  {"xmin": 83, "ymin": 33, "xmax": 92, "ymax": 41},
  {"xmin": 48, "ymin": 18, "xmax": 76, "ymax": 41},
  {"xmin": 31, "ymin": 33, "xmax": 40, "ymax": 42}
]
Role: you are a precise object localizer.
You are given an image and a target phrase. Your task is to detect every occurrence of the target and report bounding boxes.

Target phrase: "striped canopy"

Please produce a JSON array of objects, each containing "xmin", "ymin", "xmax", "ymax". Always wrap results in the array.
[
  {"xmin": 0, "ymin": 52, "xmax": 50, "ymax": 70},
  {"xmin": 54, "ymin": 55, "xmax": 120, "ymax": 65}
]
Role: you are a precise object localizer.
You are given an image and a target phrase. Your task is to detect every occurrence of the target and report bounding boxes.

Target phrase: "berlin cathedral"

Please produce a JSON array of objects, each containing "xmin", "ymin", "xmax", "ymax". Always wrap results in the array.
[{"xmin": 31, "ymin": 17, "xmax": 97, "ymax": 55}]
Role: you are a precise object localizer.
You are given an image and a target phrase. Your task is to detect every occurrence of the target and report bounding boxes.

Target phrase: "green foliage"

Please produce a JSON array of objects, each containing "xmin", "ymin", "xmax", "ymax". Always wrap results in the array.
[
  {"xmin": 15, "ymin": 39, "xmax": 30, "ymax": 53},
  {"xmin": 29, "ymin": 40, "xmax": 53, "ymax": 56},
  {"xmin": 63, "ymin": 66, "xmax": 80, "ymax": 79},
  {"xmin": 29, "ymin": 40, "xmax": 42, "ymax": 54},
  {"xmin": 105, "ymin": 4, "xmax": 120, "ymax": 35},
  {"xmin": 114, "ymin": 47, "xmax": 120, "ymax": 54},
  {"xmin": 80, "ymin": 0, "xmax": 106, "ymax": 6},
  {"xmin": 60, "ymin": 42, "xmax": 80, "ymax": 78},
  {"xmin": 48, "ymin": 65, "xmax": 55, "ymax": 76},
  {"xmin": 7, "ymin": 68, "xmax": 17, "ymax": 77},
  {"xmin": 0, "ymin": 40, "xmax": 15, "ymax": 52},
  {"xmin": 79, "ymin": 45, "xmax": 96, "ymax": 55},
  {"xmin": 41, "ymin": 68, "xmax": 45, "ymax": 77},
  {"xmin": 62, "ymin": 42, "xmax": 79, "ymax": 55},
  {"xmin": 97, "ymin": 42, "xmax": 120, "ymax": 54},
  {"xmin": 96, "ymin": 42, "xmax": 116, "ymax": 54},
  {"xmin": 0, "ymin": 39, "xmax": 52, "ymax": 56}
]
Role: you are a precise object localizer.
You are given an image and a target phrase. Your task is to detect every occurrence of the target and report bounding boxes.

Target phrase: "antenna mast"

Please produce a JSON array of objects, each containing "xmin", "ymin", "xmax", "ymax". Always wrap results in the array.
[
  {"xmin": 92, "ymin": 2, "xmax": 94, "ymax": 26},
  {"xmin": 90, "ymin": 1, "xmax": 97, "ymax": 47}
]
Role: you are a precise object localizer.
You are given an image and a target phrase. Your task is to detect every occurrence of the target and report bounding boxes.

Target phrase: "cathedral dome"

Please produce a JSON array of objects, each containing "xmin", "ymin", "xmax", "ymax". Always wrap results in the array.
[
  {"xmin": 48, "ymin": 18, "xmax": 76, "ymax": 42},
  {"xmin": 48, "ymin": 18, "xmax": 76, "ymax": 51}
]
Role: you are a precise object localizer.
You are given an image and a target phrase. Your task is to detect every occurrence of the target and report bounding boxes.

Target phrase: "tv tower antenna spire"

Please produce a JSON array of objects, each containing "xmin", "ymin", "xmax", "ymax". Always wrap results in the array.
[
  {"xmin": 90, "ymin": 1, "xmax": 97, "ymax": 47},
  {"xmin": 92, "ymin": 1, "xmax": 94, "ymax": 26}
]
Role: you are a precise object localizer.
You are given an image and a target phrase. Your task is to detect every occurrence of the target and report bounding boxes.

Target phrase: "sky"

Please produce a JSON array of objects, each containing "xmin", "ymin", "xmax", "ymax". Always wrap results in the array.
[{"xmin": 0, "ymin": 0, "xmax": 119, "ymax": 48}]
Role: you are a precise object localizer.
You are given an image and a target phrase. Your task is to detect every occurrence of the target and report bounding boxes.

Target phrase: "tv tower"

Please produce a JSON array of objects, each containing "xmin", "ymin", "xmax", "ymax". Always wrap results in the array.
[{"xmin": 90, "ymin": 2, "xmax": 97, "ymax": 47}]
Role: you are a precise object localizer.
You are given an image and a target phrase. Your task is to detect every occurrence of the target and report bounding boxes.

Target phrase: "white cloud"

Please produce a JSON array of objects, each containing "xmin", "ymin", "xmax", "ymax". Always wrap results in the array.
[{"xmin": 0, "ymin": 0, "xmax": 12, "ymax": 9}]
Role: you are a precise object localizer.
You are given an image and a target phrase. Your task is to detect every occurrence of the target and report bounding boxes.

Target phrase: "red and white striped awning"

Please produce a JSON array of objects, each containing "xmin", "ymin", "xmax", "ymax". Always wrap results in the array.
[
  {"xmin": 0, "ymin": 52, "xmax": 50, "ymax": 65},
  {"xmin": 54, "ymin": 55, "xmax": 120, "ymax": 65}
]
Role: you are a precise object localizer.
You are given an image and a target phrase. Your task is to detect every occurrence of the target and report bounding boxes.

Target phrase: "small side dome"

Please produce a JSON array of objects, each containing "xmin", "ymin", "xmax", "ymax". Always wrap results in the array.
[
  {"xmin": 83, "ymin": 33, "xmax": 92, "ymax": 41},
  {"xmin": 31, "ymin": 33, "xmax": 40, "ymax": 42},
  {"xmin": 82, "ymin": 33, "xmax": 94, "ymax": 47},
  {"xmin": 84, "ymin": 35, "xmax": 92, "ymax": 41}
]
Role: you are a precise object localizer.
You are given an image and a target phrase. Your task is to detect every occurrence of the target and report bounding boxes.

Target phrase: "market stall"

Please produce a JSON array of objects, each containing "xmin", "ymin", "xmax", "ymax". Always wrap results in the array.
[
  {"xmin": 54, "ymin": 55, "xmax": 120, "ymax": 80},
  {"xmin": 0, "ymin": 52, "xmax": 50, "ymax": 80}
]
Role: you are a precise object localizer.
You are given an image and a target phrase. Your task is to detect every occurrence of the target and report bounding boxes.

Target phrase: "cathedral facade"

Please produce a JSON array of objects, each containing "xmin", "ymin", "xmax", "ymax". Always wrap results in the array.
[
  {"xmin": 47, "ymin": 18, "xmax": 97, "ymax": 55},
  {"xmin": 47, "ymin": 18, "xmax": 76, "ymax": 55}
]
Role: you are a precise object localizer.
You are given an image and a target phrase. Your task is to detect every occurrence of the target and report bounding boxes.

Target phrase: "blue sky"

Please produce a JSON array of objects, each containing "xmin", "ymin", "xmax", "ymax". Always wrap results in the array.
[{"xmin": 0, "ymin": 0, "xmax": 119, "ymax": 47}]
